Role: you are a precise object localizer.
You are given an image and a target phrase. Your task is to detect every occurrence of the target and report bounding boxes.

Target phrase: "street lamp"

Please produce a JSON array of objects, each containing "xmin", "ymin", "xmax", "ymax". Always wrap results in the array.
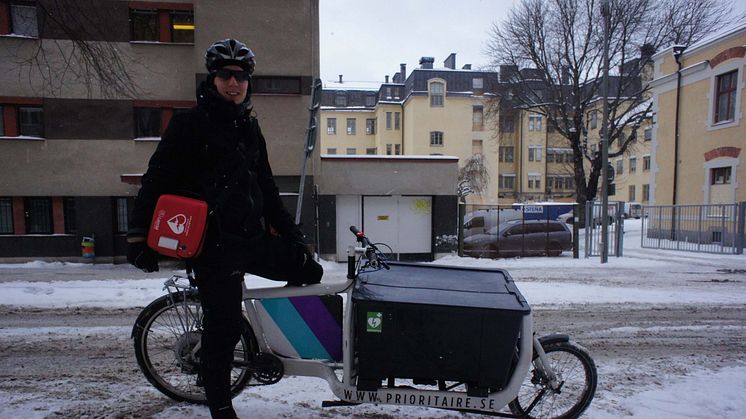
[{"xmin": 600, "ymin": 0, "xmax": 611, "ymax": 263}]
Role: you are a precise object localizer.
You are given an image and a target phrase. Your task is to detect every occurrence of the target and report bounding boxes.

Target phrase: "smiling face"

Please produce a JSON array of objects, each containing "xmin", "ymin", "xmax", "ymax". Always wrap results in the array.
[{"xmin": 213, "ymin": 64, "xmax": 249, "ymax": 104}]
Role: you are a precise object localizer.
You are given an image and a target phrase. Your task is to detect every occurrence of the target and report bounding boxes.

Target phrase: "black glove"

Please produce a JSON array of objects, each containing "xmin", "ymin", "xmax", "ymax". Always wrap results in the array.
[{"xmin": 127, "ymin": 241, "xmax": 159, "ymax": 272}]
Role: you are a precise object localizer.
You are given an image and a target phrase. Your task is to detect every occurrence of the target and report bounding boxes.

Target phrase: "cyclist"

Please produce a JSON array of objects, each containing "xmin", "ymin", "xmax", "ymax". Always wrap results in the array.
[{"xmin": 126, "ymin": 38, "xmax": 323, "ymax": 418}]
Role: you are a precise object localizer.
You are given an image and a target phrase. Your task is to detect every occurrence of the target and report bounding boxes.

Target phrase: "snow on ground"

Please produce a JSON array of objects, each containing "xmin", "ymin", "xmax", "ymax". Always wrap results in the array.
[{"xmin": 0, "ymin": 219, "xmax": 744, "ymax": 418}]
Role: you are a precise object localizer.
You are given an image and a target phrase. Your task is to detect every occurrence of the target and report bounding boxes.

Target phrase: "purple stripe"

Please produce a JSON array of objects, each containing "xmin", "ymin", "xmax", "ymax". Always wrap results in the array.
[{"xmin": 289, "ymin": 296, "xmax": 343, "ymax": 361}]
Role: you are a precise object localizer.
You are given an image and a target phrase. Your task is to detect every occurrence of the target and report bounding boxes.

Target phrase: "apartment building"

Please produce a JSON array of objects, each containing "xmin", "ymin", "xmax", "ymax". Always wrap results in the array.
[
  {"xmin": 320, "ymin": 54, "xmax": 500, "ymax": 205},
  {"xmin": 649, "ymin": 24, "xmax": 746, "ymax": 205},
  {"xmin": 0, "ymin": 0, "xmax": 319, "ymax": 260}
]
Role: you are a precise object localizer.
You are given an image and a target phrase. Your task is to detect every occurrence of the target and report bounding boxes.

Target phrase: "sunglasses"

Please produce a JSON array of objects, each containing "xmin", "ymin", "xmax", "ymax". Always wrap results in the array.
[{"xmin": 215, "ymin": 68, "xmax": 251, "ymax": 82}]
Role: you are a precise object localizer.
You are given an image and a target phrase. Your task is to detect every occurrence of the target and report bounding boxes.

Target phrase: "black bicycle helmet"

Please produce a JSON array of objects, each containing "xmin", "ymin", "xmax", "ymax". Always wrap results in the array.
[{"xmin": 205, "ymin": 38, "xmax": 256, "ymax": 74}]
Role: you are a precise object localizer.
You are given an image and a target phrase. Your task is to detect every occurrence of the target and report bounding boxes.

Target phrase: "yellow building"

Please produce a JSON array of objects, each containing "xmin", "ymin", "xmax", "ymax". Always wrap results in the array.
[
  {"xmin": 650, "ymin": 25, "xmax": 746, "ymax": 205},
  {"xmin": 320, "ymin": 55, "xmax": 500, "ymax": 205}
]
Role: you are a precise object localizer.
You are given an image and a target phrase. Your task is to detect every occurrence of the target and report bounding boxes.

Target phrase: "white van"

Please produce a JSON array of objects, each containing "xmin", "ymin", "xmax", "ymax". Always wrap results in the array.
[{"xmin": 463, "ymin": 208, "xmax": 522, "ymax": 238}]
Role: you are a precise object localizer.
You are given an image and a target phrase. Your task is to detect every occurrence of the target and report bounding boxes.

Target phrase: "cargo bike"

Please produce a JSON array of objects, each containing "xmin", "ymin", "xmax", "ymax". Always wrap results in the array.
[{"xmin": 132, "ymin": 227, "xmax": 597, "ymax": 418}]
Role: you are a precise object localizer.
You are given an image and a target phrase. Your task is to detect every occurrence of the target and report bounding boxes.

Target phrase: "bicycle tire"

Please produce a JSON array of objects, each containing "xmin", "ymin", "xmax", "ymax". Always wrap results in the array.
[
  {"xmin": 132, "ymin": 291, "xmax": 256, "ymax": 404},
  {"xmin": 508, "ymin": 341, "xmax": 597, "ymax": 419}
]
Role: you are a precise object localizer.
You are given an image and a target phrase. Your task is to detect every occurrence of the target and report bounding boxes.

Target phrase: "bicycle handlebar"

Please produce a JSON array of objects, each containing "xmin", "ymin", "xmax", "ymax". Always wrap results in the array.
[{"xmin": 349, "ymin": 226, "xmax": 390, "ymax": 272}]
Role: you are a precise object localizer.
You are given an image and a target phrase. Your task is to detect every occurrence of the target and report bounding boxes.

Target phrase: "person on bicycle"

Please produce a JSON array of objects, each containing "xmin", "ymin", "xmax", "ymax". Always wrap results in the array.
[{"xmin": 126, "ymin": 38, "xmax": 323, "ymax": 418}]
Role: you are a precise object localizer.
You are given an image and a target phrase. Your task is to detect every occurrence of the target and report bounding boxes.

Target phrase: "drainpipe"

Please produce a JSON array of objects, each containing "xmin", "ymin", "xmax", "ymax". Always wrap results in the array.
[
  {"xmin": 400, "ymin": 102, "xmax": 405, "ymax": 153},
  {"xmin": 672, "ymin": 45, "xmax": 685, "ymax": 206},
  {"xmin": 672, "ymin": 45, "xmax": 685, "ymax": 241}
]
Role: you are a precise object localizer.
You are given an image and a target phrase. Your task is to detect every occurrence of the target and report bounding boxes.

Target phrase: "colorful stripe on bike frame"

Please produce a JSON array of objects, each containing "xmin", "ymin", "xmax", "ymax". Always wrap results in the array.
[{"xmin": 258, "ymin": 296, "xmax": 342, "ymax": 361}]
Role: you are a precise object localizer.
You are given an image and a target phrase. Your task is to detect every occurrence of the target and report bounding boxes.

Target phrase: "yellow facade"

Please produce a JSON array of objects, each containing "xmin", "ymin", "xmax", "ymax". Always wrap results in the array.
[{"xmin": 650, "ymin": 25, "xmax": 746, "ymax": 205}]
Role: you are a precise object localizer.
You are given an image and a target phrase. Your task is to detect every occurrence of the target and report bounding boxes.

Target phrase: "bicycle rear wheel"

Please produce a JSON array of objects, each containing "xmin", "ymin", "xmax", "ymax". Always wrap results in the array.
[
  {"xmin": 508, "ymin": 341, "xmax": 597, "ymax": 419},
  {"xmin": 132, "ymin": 291, "xmax": 256, "ymax": 404}
]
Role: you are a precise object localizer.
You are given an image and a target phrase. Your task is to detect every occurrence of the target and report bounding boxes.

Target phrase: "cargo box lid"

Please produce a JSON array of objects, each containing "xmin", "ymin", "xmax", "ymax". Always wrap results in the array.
[{"xmin": 353, "ymin": 263, "xmax": 530, "ymax": 313}]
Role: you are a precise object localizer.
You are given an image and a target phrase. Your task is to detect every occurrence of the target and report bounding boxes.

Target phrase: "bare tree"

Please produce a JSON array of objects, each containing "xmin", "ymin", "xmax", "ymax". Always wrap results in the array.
[
  {"xmin": 458, "ymin": 154, "xmax": 491, "ymax": 203},
  {"xmin": 486, "ymin": 0, "xmax": 738, "ymax": 210},
  {"xmin": 4, "ymin": 0, "xmax": 142, "ymax": 98}
]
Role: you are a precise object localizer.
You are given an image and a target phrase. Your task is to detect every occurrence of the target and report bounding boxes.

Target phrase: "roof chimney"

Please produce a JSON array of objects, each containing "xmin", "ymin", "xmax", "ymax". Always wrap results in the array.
[
  {"xmin": 338, "ymin": 74, "xmax": 343, "ymax": 83},
  {"xmin": 419, "ymin": 56, "xmax": 434, "ymax": 69},
  {"xmin": 444, "ymin": 53, "xmax": 456, "ymax": 69},
  {"xmin": 385, "ymin": 75, "xmax": 389, "ymax": 83},
  {"xmin": 400, "ymin": 63, "xmax": 407, "ymax": 80}
]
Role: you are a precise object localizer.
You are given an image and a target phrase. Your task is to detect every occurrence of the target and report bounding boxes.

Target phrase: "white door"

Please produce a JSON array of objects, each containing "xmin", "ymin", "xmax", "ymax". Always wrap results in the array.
[
  {"xmin": 335, "ymin": 195, "xmax": 362, "ymax": 261},
  {"xmin": 363, "ymin": 195, "xmax": 432, "ymax": 256}
]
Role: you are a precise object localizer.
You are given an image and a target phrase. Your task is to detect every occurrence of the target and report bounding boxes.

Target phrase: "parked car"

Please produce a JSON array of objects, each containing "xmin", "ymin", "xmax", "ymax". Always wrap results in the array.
[{"xmin": 463, "ymin": 219, "xmax": 572, "ymax": 258}]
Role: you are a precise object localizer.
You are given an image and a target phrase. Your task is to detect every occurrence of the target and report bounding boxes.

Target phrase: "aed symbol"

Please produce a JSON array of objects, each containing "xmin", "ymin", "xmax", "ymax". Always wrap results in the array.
[{"xmin": 167, "ymin": 214, "xmax": 188, "ymax": 235}]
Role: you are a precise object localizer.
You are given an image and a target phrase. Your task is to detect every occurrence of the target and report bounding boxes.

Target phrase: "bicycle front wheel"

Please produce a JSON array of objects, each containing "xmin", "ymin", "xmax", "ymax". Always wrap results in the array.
[
  {"xmin": 132, "ymin": 292, "xmax": 256, "ymax": 404},
  {"xmin": 508, "ymin": 341, "xmax": 597, "ymax": 419}
]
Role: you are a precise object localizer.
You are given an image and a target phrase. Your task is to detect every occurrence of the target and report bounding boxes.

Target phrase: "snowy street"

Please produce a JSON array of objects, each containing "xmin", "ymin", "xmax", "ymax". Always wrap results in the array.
[{"xmin": 1, "ymin": 220, "xmax": 745, "ymax": 418}]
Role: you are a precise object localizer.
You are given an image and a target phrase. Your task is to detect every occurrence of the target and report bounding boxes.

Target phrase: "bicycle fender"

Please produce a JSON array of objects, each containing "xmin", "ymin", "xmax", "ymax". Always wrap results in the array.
[{"xmin": 538, "ymin": 333, "xmax": 570, "ymax": 346}]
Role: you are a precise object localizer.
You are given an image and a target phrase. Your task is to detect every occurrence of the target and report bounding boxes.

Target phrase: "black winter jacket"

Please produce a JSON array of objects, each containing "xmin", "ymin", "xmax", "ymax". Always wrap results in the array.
[{"xmin": 128, "ymin": 82, "xmax": 297, "ymax": 262}]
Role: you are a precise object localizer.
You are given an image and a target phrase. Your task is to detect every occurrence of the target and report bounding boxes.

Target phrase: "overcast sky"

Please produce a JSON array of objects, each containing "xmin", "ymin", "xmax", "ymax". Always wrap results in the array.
[
  {"xmin": 319, "ymin": 0, "xmax": 746, "ymax": 86},
  {"xmin": 319, "ymin": 0, "xmax": 516, "ymax": 85}
]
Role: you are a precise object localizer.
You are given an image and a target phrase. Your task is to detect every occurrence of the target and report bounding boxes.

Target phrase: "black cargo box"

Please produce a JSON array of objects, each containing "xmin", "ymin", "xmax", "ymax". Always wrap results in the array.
[{"xmin": 353, "ymin": 263, "xmax": 530, "ymax": 393}]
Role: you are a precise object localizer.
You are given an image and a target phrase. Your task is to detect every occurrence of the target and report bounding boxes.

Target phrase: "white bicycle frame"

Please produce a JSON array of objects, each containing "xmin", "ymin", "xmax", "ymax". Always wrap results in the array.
[{"xmin": 237, "ymin": 269, "xmax": 538, "ymax": 413}]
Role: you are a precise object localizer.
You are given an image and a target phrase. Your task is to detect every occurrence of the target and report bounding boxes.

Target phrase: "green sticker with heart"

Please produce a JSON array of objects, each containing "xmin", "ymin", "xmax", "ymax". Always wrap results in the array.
[{"xmin": 366, "ymin": 311, "xmax": 383, "ymax": 333}]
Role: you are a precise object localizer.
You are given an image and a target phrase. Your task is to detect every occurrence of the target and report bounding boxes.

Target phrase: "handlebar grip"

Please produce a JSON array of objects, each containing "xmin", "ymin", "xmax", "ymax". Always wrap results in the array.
[{"xmin": 349, "ymin": 226, "xmax": 361, "ymax": 235}]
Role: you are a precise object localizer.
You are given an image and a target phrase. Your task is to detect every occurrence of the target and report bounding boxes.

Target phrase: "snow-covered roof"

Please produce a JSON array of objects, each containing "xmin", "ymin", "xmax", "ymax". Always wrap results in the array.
[
  {"xmin": 321, "ymin": 154, "xmax": 458, "ymax": 161},
  {"xmin": 323, "ymin": 80, "xmax": 382, "ymax": 91}
]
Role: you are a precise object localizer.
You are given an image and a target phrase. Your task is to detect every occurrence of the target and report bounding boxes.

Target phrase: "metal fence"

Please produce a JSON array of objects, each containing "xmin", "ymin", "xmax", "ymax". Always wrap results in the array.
[
  {"xmin": 584, "ymin": 201, "xmax": 624, "ymax": 258},
  {"xmin": 641, "ymin": 203, "xmax": 746, "ymax": 254}
]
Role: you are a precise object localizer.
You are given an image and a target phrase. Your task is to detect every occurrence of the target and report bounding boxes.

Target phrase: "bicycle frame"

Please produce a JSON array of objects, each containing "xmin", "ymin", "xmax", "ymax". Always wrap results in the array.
[{"xmin": 237, "ymin": 275, "xmax": 536, "ymax": 413}]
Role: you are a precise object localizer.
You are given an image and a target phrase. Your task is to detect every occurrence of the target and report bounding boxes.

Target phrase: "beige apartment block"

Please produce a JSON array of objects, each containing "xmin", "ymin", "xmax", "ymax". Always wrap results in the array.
[
  {"xmin": 650, "ymin": 25, "xmax": 746, "ymax": 205},
  {"xmin": 320, "ymin": 55, "xmax": 500, "ymax": 205}
]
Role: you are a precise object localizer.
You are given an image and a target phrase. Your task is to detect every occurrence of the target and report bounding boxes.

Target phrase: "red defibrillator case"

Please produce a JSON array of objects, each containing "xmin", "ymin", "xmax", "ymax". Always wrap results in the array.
[{"xmin": 147, "ymin": 195, "xmax": 209, "ymax": 259}]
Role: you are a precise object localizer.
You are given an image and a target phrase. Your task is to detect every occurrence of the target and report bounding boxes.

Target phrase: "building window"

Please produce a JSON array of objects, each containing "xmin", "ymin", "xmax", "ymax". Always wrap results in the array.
[
  {"xmin": 9, "ymin": 2, "xmax": 38, "ymax": 37},
  {"xmin": 0, "ymin": 105, "xmax": 3, "ymax": 135},
  {"xmin": 714, "ymin": 70, "xmax": 737, "ymax": 123},
  {"xmin": 366, "ymin": 147, "xmax": 377, "ymax": 155},
  {"xmin": 711, "ymin": 167, "xmax": 732, "ymax": 184},
  {"xmin": 616, "ymin": 159, "xmax": 624, "ymax": 175},
  {"xmin": 63, "ymin": 197, "xmax": 76, "ymax": 234},
  {"xmin": 335, "ymin": 93, "xmax": 347, "ymax": 107},
  {"xmin": 643, "ymin": 155, "xmax": 651, "ymax": 171},
  {"xmin": 629, "ymin": 157, "xmax": 637, "ymax": 173},
  {"xmin": 499, "ymin": 115, "xmax": 515, "ymax": 132},
  {"xmin": 499, "ymin": 146, "xmax": 514, "ymax": 163},
  {"xmin": 327, "ymin": 118, "xmax": 336, "ymax": 135},
  {"xmin": 346, "ymin": 148, "xmax": 356, "ymax": 155},
  {"xmin": 386, "ymin": 112, "xmax": 392, "ymax": 129},
  {"xmin": 0, "ymin": 198, "xmax": 13, "ymax": 234},
  {"xmin": 473, "ymin": 106, "xmax": 484, "ymax": 131},
  {"xmin": 115, "ymin": 198, "xmax": 129, "ymax": 234},
  {"xmin": 547, "ymin": 150, "xmax": 555, "ymax": 163},
  {"xmin": 430, "ymin": 82, "xmax": 444, "ymax": 107},
  {"xmin": 25, "ymin": 197, "xmax": 52, "ymax": 234},
  {"xmin": 365, "ymin": 118, "xmax": 376, "ymax": 135},
  {"xmin": 430, "ymin": 131, "xmax": 444, "ymax": 146},
  {"xmin": 129, "ymin": 7, "xmax": 194, "ymax": 43},
  {"xmin": 472, "ymin": 139, "xmax": 483, "ymax": 155},
  {"xmin": 386, "ymin": 144, "xmax": 392, "ymax": 155},
  {"xmin": 170, "ymin": 11, "xmax": 195, "ymax": 44},
  {"xmin": 346, "ymin": 118, "xmax": 356, "ymax": 135},
  {"xmin": 394, "ymin": 144, "xmax": 401, "ymax": 155},
  {"xmin": 499, "ymin": 174, "xmax": 516, "ymax": 189},
  {"xmin": 130, "ymin": 9, "xmax": 158, "ymax": 41},
  {"xmin": 644, "ymin": 127, "xmax": 652, "ymax": 141},
  {"xmin": 394, "ymin": 112, "xmax": 400, "ymax": 130},
  {"xmin": 134, "ymin": 107, "xmax": 161, "ymax": 138},
  {"xmin": 590, "ymin": 111, "xmax": 598, "ymax": 129},
  {"xmin": 326, "ymin": 148, "xmax": 336, "ymax": 155},
  {"xmin": 528, "ymin": 146, "xmax": 542, "ymax": 162},
  {"xmin": 365, "ymin": 95, "xmax": 376, "ymax": 107},
  {"xmin": 528, "ymin": 175, "xmax": 541, "ymax": 189},
  {"xmin": 393, "ymin": 88, "xmax": 401, "ymax": 99},
  {"xmin": 642, "ymin": 184, "xmax": 650, "ymax": 202},
  {"xmin": 386, "ymin": 87, "xmax": 392, "ymax": 99},
  {"xmin": 18, "ymin": 106, "xmax": 44, "ymax": 137},
  {"xmin": 528, "ymin": 114, "xmax": 542, "ymax": 131},
  {"xmin": 473, "ymin": 78, "xmax": 484, "ymax": 90},
  {"xmin": 629, "ymin": 185, "xmax": 636, "ymax": 202}
]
